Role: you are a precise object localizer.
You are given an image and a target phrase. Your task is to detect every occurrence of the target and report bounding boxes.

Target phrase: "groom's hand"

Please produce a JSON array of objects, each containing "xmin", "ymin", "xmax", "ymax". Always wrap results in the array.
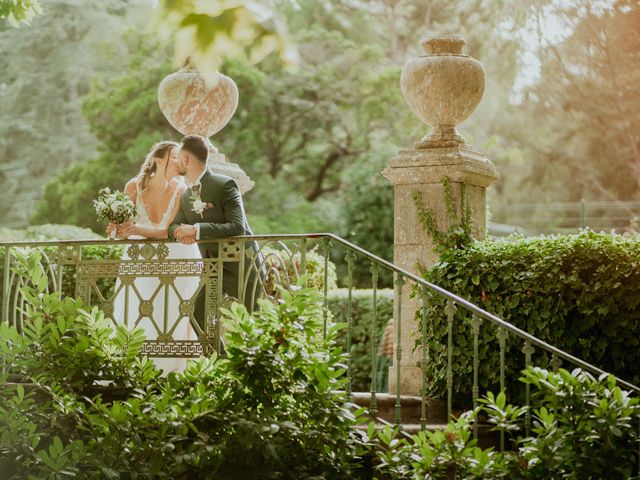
[{"xmin": 174, "ymin": 224, "xmax": 197, "ymax": 243}]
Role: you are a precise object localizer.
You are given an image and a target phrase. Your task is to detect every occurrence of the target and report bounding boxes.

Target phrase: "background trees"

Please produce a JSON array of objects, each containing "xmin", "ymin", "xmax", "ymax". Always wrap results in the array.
[
  {"xmin": 517, "ymin": 1, "xmax": 640, "ymax": 201},
  {"xmin": 2, "ymin": 0, "xmax": 637, "ymax": 274},
  {"xmin": 0, "ymin": 0, "xmax": 152, "ymax": 226}
]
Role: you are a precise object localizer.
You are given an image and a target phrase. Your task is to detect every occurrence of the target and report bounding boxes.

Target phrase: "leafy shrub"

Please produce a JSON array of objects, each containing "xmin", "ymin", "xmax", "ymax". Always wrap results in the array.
[
  {"xmin": 261, "ymin": 245, "xmax": 338, "ymax": 297},
  {"xmin": 0, "ymin": 251, "xmax": 365, "ymax": 479},
  {"xmin": 2, "ymin": 248, "xmax": 153, "ymax": 390},
  {"xmin": 512, "ymin": 368, "xmax": 640, "ymax": 479},
  {"xmin": 327, "ymin": 289, "xmax": 393, "ymax": 392},
  {"xmin": 371, "ymin": 412, "xmax": 506, "ymax": 479},
  {"xmin": 0, "ymin": 244, "xmax": 124, "ymax": 323},
  {"xmin": 420, "ymin": 231, "xmax": 640, "ymax": 404},
  {"xmin": 369, "ymin": 367, "xmax": 640, "ymax": 480}
]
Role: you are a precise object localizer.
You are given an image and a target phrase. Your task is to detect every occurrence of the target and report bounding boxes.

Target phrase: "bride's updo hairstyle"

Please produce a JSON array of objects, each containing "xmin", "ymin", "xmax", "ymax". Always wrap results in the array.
[{"xmin": 137, "ymin": 141, "xmax": 180, "ymax": 191}]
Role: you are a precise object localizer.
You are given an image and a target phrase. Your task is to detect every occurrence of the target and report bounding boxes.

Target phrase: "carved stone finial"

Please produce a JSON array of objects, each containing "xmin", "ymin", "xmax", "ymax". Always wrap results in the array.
[{"xmin": 400, "ymin": 35, "xmax": 485, "ymax": 149}]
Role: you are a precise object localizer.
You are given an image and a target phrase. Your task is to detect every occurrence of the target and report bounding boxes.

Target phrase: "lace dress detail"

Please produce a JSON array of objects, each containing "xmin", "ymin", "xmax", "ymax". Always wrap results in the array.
[
  {"xmin": 133, "ymin": 181, "xmax": 180, "ymax": 231},
  {"xmin": 112, "ymin": 180, "xmax": 200, "ymax": 374}
]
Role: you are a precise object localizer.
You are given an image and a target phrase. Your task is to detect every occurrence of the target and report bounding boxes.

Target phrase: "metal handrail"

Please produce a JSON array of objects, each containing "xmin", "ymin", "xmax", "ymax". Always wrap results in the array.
[
  {"xmin": 1, "ymin": 233, "xmax": 638, "ymax": 394},
  {"xmin": 320, "ymin": 233, "xmax": 640, "ymax": 393}
]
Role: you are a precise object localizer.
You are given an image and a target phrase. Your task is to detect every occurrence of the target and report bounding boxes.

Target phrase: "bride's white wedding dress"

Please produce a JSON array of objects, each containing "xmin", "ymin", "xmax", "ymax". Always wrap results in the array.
[{"xmin": 112, "ymin": 180, "xmax": 201, "ymax": 374}]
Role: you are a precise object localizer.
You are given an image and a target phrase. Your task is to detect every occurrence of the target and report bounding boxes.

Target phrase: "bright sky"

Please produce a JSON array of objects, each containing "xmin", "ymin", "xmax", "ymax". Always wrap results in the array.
[{"xmin": 511, "ymin": 0, "xmax": 617, "ymax": 96}]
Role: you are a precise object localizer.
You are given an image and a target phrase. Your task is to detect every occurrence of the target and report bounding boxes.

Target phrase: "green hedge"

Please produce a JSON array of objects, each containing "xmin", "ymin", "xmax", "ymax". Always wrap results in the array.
[
  {"xmin": 422, "ymin": 231, "xmax": 640, "ymax": 404},
  {"xmin": 327, "ymin": 288, "xmax": 393, "ymax": 392}
]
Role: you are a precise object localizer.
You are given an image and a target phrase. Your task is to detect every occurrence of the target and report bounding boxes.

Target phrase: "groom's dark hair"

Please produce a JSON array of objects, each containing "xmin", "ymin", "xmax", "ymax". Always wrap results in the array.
[{"xmin": 181, "ymin": 135, "xmax": 209, "ymax": 163}]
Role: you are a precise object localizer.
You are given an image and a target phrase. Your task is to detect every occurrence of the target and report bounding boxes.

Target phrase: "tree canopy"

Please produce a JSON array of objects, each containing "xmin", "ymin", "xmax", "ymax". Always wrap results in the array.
[{"xmin": 1, "ymin": 0, "xmax": 635, "ymax": 262}]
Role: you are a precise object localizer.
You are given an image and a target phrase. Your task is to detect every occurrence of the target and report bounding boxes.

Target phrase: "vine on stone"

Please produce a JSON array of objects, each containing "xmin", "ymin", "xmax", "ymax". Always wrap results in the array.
[{"xmin": 412, "ymin": 176, "xmax": 474, "ymax": 255}]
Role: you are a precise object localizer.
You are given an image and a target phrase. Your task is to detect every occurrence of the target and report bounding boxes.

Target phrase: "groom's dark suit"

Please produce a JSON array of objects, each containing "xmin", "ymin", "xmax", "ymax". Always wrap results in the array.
[{"xmin": 168, "ymin": 170, "xmax": 260, "ymax": 330}]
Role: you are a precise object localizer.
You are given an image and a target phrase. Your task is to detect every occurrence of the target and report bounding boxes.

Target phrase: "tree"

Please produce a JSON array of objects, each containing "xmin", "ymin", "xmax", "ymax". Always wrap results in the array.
[
  {"xmin": 0, "ymin": 0, "xmax": 42, "ymax": 27},
  {"xmin": 219, "ymin": 27, "xmax": 417, "ymax": 203},
  {"xmin": 498, "ymin": 0, "xmax": 640, "ymax": 222},
  {"xmin": 29, "ymin": 0, "xmax": 541, "ymax": 250},
  {"xmin": 31, "ymin": 35, "xmax": 179, "ymax": 231},
  {"xmin": 156, "ymin": 0, "xmax": 295, "ymax": 75},
  {"xmin": 0, "ymin": 0, "xmax": 152, "ymax": 227},
  {"xmin": 339, "ymin": 154, "xmax": 394, "ymax": 286}
]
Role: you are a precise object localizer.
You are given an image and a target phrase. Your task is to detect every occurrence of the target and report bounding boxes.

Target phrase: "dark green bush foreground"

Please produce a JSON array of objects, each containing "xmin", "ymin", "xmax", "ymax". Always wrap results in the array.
[
  {"xmin": 372, "ymin": 367, "xmax": 640, "ymax": 480},
  {"xmin": 0, "ymin": 254, "xmax": 364, "ymax": 479},
  {"xmin": 421, "ymin": 231, "xmax": 640, "ymax": 404}
]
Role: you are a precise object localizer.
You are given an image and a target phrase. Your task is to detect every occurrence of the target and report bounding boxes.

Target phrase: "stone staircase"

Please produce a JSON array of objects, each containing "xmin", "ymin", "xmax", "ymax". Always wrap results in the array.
[{"xmin": 351, "ymin": 392, "xmax": 499, "ymax": 448}]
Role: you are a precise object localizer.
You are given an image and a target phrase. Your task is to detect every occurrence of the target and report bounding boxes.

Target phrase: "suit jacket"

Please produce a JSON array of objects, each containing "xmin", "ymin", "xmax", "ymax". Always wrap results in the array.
[
  {"xmin": 168, "ymin": 170, "xmax": 260, "ymax": 305},
  {"xmin": 169, "ymin": 170, "xmax": 253, "ymax": 253}
]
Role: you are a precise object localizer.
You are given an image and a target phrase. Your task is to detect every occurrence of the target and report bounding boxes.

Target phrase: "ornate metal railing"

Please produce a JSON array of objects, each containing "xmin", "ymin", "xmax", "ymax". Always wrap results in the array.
[{"xmin": 1, "ymin": 234, "xmax": 638, "ymax": 448}]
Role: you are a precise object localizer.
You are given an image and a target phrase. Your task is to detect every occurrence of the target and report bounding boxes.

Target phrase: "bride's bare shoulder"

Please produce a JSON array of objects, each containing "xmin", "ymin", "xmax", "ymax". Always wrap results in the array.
[{"xmin": 124, "ymin": 178, "xmax": 139, "ymax": 197}]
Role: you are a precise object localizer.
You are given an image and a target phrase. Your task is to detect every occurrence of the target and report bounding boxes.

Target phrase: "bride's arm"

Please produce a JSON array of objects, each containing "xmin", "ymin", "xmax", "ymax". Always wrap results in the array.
[
  {"xmin": 126, "ymin": 224, "xmax": 168, "ymax": 239},
  {"xmin": 117, "ymin": 180, "xmax": 166, "ymax": 239}
]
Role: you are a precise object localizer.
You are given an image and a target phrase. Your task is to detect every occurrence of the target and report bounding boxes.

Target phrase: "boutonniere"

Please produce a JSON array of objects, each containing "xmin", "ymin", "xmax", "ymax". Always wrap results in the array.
[{"xmin": 190, "ymin": 192, "xmax": 214, "ymax": 218}]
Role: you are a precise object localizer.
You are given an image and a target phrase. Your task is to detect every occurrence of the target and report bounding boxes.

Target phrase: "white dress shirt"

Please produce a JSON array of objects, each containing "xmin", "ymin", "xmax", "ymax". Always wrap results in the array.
[{"xmin": 191, "ymin": 168, "xmax": 208, "ymax": 241}]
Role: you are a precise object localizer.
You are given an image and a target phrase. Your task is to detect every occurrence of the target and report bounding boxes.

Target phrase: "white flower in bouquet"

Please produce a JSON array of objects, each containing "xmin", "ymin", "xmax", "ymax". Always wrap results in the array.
[{"xmin": 94, "ymin": 188, "xmax": 137, "ymax": 227}]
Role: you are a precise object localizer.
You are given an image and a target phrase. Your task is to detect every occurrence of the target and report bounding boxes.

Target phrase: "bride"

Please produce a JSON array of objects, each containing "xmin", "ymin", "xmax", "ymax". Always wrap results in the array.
[{"xmin": 108, "ymin": 141, "xmax": 201, "ymax": 373}]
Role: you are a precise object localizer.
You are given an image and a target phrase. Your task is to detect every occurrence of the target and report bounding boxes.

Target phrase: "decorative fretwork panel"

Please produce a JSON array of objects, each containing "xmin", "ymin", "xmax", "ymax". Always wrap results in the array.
[
  {"xmin": 2, "ymin": 239, "xmax": 304, "ymax": 358},
  {"xmin": 140, "ymin": 340, "xmax": 206, "ymax": 358}
]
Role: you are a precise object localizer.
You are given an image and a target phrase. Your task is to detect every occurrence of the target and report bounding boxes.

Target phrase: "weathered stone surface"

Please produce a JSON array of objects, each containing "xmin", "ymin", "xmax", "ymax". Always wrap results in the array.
[
  {"xmin": 158, "ymin": 69, "xmax": 238, "ymax": 138},
  {"xmin": 207, "ymin": 148, "xmax": 255, "ymax": 195},
  {"xmin": 385, "ymin": 145, "xmax": 499, "ymax": 187},
  {"xmin": 400, "ymin": 36, "xmax": 485, "ymax": 149},
  {"xmin": 385, "ymin": 151, "xmax": 497, "ymax": 395},
  {"xmin": 386, "ymin": 36, "xmax": 498, "ymax": 395},
  {"xmin": 158, "ymin": 65, "xmax": 255, "ymax": 193}
]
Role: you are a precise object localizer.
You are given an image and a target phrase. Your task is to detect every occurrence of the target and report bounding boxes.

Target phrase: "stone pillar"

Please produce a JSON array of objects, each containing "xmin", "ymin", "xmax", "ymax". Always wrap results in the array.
[
  {"xmin": 383, "ymin": 36, "xmax": 499, "ymax": 395},
  {"xmin": 157, "ymin": 60, "xmax": 254, "ymax": 193}
]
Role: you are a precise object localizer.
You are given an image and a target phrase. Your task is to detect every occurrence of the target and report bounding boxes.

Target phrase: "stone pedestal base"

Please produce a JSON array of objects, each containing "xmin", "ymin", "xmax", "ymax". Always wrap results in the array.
[
  {"xmin": 207, "ymin": 150, "xmax": 255, "ymax": 194},
  {"xmin": 382, "ymin": 144, "xmax": 498, "ymax": 395},
  {"xmin": 388, "ymin": 365, "xmax": 422, "ymax": 396}
]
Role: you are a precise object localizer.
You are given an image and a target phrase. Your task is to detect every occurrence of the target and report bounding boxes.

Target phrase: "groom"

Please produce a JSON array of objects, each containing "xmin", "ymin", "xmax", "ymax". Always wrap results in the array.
[{"xmin": 169, "ymin": 134, "xmax": 260, "ymax": 330}]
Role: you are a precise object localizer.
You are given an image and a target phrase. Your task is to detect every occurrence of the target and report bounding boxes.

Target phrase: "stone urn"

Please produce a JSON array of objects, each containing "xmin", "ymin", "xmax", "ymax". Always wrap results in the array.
[
  {"xmin": 158, "ymin": 61, "xmax": 238, "ymax": 138},
  {"xmin": 158, "ymin": 60, "xmax": 254, "ymax": 193},
  {"xmin": 400, "ymin": 36, "xmax": 485, "ymax": 148}
]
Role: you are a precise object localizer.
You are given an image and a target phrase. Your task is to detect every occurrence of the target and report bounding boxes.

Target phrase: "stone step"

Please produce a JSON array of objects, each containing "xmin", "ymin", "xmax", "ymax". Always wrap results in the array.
[
  {"xmin": 351, "ymin": 392, "xmax": 448, "ymax": 424},
  {"xmin": 350, "ymin": 393, "xmax": 500, "ymax": 449}
]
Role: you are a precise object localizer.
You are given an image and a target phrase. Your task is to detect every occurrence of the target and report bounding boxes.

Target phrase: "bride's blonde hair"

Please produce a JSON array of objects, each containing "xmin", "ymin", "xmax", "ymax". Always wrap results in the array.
[{"xmin": 137, "ymin": 141, "xmax": 180, "ymax": 191}]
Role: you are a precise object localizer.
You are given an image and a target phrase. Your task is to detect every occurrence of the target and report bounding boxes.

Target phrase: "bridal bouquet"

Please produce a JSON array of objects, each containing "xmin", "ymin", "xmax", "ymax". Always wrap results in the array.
[{"xmin": 94, "ymin": 188, "xmax": 137, "ymax": 238}]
